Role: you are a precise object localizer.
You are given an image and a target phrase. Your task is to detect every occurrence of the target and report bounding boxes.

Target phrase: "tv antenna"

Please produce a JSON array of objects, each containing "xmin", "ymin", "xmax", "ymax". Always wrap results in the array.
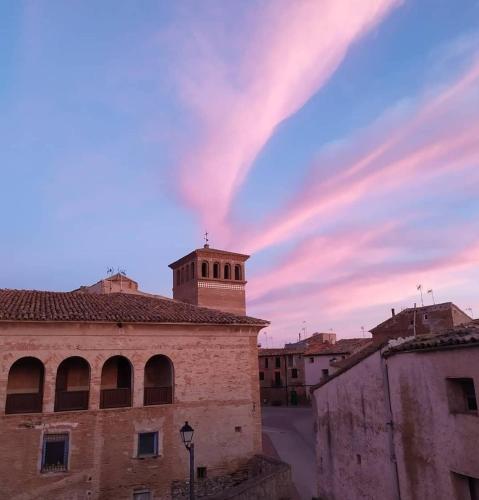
[
  {"xmin": 416, "ymin": 284, "xmax": 424, "ymax": 306},
  {"xmin": 467, "ymin": 307, "xmax": 474, "ymax": 318},
  {"xmin": 106, "ymin": 267, "xmax": 114, "ymax": 277},
  {"xmin": 361, "ymin": 326, "xmax": 365, "ymax": 338},
  {"xmin": 427, "ymin": 288, "xmax": 435, "ymax": 305}
]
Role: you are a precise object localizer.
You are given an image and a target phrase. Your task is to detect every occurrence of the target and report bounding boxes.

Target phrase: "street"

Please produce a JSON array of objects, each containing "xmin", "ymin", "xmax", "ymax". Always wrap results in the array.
[{"xmin": 262, "ymin": 406, "xmax": 317, "ymax": 500}]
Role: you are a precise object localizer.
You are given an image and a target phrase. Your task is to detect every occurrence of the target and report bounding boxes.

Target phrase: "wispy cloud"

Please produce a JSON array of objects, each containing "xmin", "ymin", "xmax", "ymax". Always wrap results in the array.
[
  {"xmin": 233, "ymin": 56, "xmax": 479, "ymax": 254},
  {"xmin": 175, "ymin": 0, "xmax": 402, "ymax": 233}
]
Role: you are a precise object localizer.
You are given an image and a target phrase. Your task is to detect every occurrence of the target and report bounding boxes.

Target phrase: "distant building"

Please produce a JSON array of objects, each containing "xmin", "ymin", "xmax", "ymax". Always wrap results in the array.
[
  {"xmin": 312, "ymin": 324, "xmax": 479, "ymax": 500},
  {"xmin": 0, "ymin": 245, "xmax": 271, "ymax": 499},
  {"xmin": 258, "ymin": 348, "xmax": 307, "ymax": 406},
  {"xmin": 371, "ymin": 302, "xmax": 471, "ymax": 341}
]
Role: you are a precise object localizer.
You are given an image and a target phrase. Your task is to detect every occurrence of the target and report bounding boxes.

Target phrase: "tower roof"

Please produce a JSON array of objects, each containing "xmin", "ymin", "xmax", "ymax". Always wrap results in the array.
[{"xmin": 168, "ymin": 247, "xmax": 250, "ymax": 269}]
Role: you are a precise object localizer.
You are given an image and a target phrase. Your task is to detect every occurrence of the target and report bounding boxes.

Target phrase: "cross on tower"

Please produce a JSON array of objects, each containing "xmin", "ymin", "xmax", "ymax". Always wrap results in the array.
[{"xmin": 204, "ymin": 231, "xmax": 209, "ymax": 247}]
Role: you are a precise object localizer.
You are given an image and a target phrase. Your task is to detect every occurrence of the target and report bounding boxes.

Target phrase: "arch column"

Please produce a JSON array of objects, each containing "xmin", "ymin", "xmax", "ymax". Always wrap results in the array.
[
  {"xmin": 89, "ymin": 361, "xmax": 102, "ymax": 410},
  {"xmin": 133, "ymin": 363, "xmax": 144, "ymax": 408},
  {"xmin": 42, "ymin": 360, "xmax": 56, "ymax": 413}
]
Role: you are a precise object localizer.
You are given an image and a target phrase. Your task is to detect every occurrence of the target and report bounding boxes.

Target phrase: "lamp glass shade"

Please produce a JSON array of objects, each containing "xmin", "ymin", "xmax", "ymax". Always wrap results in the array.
[{"xmin": 180, "ymin": 421, "xmax": 194, "ymax": 445}]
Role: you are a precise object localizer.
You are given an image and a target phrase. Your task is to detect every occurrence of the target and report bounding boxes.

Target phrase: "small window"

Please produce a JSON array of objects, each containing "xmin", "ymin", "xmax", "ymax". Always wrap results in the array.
[
  {"xmin": 322, "ymin": 369, "xmax": 329, "ymax": 379},
  {"xmin": 291, "ymin": 368, "xmax": 298, "ymax": 379},
  {"xmin": 224, "ymin": 264, "xmax": 231, "ymax": 280},
  {"xmin": 264, "ymin": 358, "xmax": 269, "ymax": 369},
  {"xmin": 197, "ymin": 466, "xmax": 207, "ymax": 479},
  {"xmin": 274, "ymin": 372, "xmax": 282, "ymax": 386},
  {"xmin": 259, "ymin": 371, "xmax": 264, "ymax": 381},
  {"xmin": 451, "ymin": 472, "xmax": 479, "ymax": 500},
  {"xmin": 309, "ymin": 357, "xmax": 314, "ymax": 364},
  {"xmin": 133, "ymin": 490, "xmax": 151, "ymax": 500},
  {"xmin": 424, "ymin": 314, "xmax": 428, "ymax": 320},
  {"xmin": 234, "ymin": 264, "xmax": 242, "ymax": 280},
  {"xmin": 213, "ymin": 262, "xmax": 220, "ymax": 279},
  {"xmin": 138, "ymin": 432, "xmax": 158, "ymax": 457},
  {"xmin": 235, "ymin": 426, "xmax": 242, "ymax": 433},
  {"xmin": 447, "ymin": 378, "xmax": 477, "ymax": 414},
  {"xmin": 275, "ymin": 357, "xmax": 281, "ymax": 368},
  {"xmin": 201, "ymin": 261, "xmax": 209, "ymax": 278},
  {"xmin": 42, "ymin": 433, "xmax": 69, "ymax": 473}
]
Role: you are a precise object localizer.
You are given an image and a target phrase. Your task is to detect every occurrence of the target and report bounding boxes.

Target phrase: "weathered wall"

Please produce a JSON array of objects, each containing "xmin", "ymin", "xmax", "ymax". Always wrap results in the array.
[
  {"xmin": 387, "ymin": 346, "xmax": 479, "ymax": 500},
  {"xmin": 313, "ymin": 349, "xmax": 398, "ymax": 500},
  {"xmin": 304, "ymin": 355, "xmax": 333, "ymax": 389},
  {"xmin": 0, "ymin": 321, "xmax": 263, "ymax": 500}
]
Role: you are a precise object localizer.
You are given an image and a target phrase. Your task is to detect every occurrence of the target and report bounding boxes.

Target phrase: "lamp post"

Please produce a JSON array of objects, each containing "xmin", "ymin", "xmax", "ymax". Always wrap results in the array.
[{"xmin": 180, "ymin": 421, "xmax": 195, "ymax": 500}]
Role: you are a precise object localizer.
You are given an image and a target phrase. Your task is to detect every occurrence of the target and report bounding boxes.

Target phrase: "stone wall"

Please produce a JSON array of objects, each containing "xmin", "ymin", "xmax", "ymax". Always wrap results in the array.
[{"xmin": 0, "ymin": 321, "xmax": 263, "ymax": 499}]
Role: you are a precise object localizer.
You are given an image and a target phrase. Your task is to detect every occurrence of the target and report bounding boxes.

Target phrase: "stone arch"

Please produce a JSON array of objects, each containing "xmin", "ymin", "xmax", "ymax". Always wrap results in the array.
[
  {"xmin": 234, "ymin": 264, "xmax": 242, "ymax": 281},
  {"xmin": 100, "ymin": 355, "xmax": 132, "ymax": 409},
  {"xmin": 213, "ymin": 262, "xmax": 220, "ymax": 279},
  {"xmin": 6, "ymin": 357, "xmax": 44, "ymax": 414},
  {"xmin": 54, "ymin": 356, "xmax": 90, "ymax": 412},
  {"xmin": 224, "ymin": 263, "xmax": 231, "ymax": 280},
  {"xmin": 144, "ymin": 354, "xmax": 174, "ymax": 405},
  {"xmin": 201, "ymin": 261, "xmax": 209, "ymax": 278}
]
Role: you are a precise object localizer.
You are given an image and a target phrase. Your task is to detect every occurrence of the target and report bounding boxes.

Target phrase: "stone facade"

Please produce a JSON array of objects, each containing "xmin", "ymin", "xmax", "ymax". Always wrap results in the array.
[
  {"xmin": 312, "ymin": 327, "xmax": 479, "ymax": 500},
  {"xmin": 0, "ymin": 321, "xmax": 264, "ymax": 500}
]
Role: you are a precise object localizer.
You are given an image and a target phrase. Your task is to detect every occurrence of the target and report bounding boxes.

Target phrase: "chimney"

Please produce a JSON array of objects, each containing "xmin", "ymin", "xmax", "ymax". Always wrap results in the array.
[{"xmin": 391, "ymin": 308, "xmax": 396, "ymax": 317}]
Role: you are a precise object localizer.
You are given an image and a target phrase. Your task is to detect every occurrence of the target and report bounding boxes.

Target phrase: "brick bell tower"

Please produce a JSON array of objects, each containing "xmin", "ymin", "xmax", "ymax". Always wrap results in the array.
[{"xmin": 168, "ymin": 241, "xmax": 249, "ymax": 316}]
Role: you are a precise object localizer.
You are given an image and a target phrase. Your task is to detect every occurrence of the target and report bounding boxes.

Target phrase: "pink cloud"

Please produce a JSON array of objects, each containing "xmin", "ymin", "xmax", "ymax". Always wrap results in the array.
[
  {"xmin": 234, "ymin": 57, "xmax": 479, "ymax": 254},
  {"xmin": 176, "ymin": 0, "xmax": 402, "ymax": 234}
]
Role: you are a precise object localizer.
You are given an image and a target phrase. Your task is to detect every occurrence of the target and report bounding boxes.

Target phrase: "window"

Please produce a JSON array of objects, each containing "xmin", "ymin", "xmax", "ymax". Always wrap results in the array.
[
  {"xmin": 322, "ymin": 369, "xmax": 329, "ymax": 379},
  {"xmin": 259, "ymin": 371, "xmax": 264, "ymax": 381},
  {"xmin": 275, "ymin": 357, "xmax": 281, "ymax": 368},
  {"xmin": 309, "ymin": 357, "xmax": 314, "ymax": 364},
  {"xmin": 235, "ymin": 426, "xmax": 242, "ymax": 433},
  {"xmin": 42, "ymin": 433, "xmax": 69, "ymax": 472},
  {"xmin": 424, "ymin": 314, "xmax": 428, "ymax": 320},
  {"xmin": 447, "ymin": 378, "xmax": 477, "ymax": 414},
  {"xmin": 197, "ymin": 467, "xmax": 207, "ymax": 479},
  {"xmin": 224, "ymin": 264, "xmax": 231, "ymax": 280},
  {"xmin": 138, "ymin": 432, "xmax": 158, "ymax": 457},
  {"xmin": 201, "ymin": 261, "xmax": 209, "ymax": 278},
  {"xmin": 274, "ymin": 372, "xmax": 282, "ymax": 386},
  {"xmin": 190, "ymin": 261, "xmax": 195, "ymax": 280},
  {"xmin": 291, "ymin": 368, "xmax": 298, "ymax": 379},
  {"xmin": 451, "ymin": 472, "xmax": 479, "ymax": 500},
  {"xmin": 234, "ymin": 264, "xmax": 242, "ymax": 280},
  {"xmin": 133, "ymin": 490, "xmax": 151, "ymax": 500},
  {"xmin": 264, "ymin": 358, "xmax": 269, "ymax": 369},
  {"xmin": 213, "ymin": 262, "xmax": 220, "ymax": 278}
]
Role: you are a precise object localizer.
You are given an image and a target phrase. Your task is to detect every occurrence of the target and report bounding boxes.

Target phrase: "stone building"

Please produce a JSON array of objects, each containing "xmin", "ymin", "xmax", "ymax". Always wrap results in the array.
[
  {"xmin": 312, "ymin": 324, "xmax": 479, "ymax": 500},
  {"xmin": 258, "ymin": 348, "xmax": 306, "ymax": 406},
  {"xmin": 0, "ymin": 246, "xmax": 270, "ymax": 500},
  {"xmin": 371, "ymin": 302, "xmax": 471, "ymax": 341}
]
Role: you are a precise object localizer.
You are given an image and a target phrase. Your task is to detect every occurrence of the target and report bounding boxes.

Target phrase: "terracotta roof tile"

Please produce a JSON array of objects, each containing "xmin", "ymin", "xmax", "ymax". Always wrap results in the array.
[
  {"xmin": 305, "ymin": 338, "xmax": 370, "ymax": 355},
  {"xmin": 0, "ymin": 289, "xmax": 268, "ymax": 326}
]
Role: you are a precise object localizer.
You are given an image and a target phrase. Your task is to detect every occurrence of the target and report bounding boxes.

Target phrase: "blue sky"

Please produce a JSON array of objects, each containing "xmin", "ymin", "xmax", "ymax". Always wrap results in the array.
[{"xmin": 1, "ymin": 1, "xmax": 479, "ymax": 344}]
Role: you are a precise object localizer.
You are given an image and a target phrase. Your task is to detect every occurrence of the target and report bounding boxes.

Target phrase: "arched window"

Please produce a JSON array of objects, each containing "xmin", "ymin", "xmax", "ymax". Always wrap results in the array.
[
  {"xmin": 201, "ymin": 261, "xmax": 209, "ymax": 278},
  {"xmin": 144, "ymin": 355, "xmax": 174, "ymax": 405},
  {"xmin": 190, "ymin": 261, "xmax": 195, "ymax": 279},
  {"xmin": 234, "ymin": 264, "xmax": 242, "ymax": 281},
  {"xmin": 213, "ymin": 262, "xmax": 220, "ymax": 279},
  {"xmin": 100, "ymin": 356, "xmax": 132, "ymax": 409},
  {"xmin": 176, "ymin": 269, "xmax": 180, "ymax": 286},
  {"xmin": 224, "ymin": 263, "xmax": 231, "ymax": 280},
  {"xmin": 6, "ymin": 357, "xmax": 44, "ymax": 414},
  {"xmin": 55, "ymin": 357, "xmax": 90, "ymax": 412}
]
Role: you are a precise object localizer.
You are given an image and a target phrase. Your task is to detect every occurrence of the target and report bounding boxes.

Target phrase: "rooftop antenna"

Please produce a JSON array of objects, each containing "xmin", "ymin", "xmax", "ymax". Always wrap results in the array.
[
  {"xmin": 427, "ymin": 288, "xmax": 436, "ymax": 305},
  {"xmin": 416, "ymin": 284, "xmax": 424, "ymax": 307},
  {"xmin": 117, "ymin": 267, "xmax": 127, "ymax": 292},
  {"xmin": 106, "ymin": 267, "xmax": 114, "ymax": 277},
  {"xmin": 361, "ymin": 326, "xmax": 365, "ymax": 338},
  {"xmin": 204, "ymin": 230, "xmax": 210, "ymax": 248},
  {"xmin": 262, "ymin": 331, "xmax": 268, "ymax": 348},
  {"xmin": 467, "ymin": 307, "xmax": 474, "ymax": 319}
]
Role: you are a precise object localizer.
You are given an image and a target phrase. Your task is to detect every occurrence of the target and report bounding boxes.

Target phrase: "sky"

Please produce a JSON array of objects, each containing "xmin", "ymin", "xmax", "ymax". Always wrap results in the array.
[{"xmin": 1, "ymin": 1, "xmax": 479, "ymax": 346}]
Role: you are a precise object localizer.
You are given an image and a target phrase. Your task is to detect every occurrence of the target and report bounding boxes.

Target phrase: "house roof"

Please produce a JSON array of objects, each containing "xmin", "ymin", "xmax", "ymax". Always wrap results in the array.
[
  {"xmin": 370, "ymin": 302, "xmax": 471, "ymax": 333},
  {"xmin": 0, "ymin": 289, "xmax": 268, "ymax": 326},
  {"xmin": 383, "ymin": 323, "xmax": 479, "ymax": 356},
  {"xmin": 305, "ymin": 338, "xmax": 370, "ymax": 356},
  {"xmin": 258, "ymin": 348, "xmax": 303, "ymax": 356}
]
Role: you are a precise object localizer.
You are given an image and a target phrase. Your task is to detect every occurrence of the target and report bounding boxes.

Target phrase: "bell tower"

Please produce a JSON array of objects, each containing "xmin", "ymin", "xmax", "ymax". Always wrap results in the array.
[{"xmin": 168, "ymin": 244, "xmax": 249, "ymax": 316}]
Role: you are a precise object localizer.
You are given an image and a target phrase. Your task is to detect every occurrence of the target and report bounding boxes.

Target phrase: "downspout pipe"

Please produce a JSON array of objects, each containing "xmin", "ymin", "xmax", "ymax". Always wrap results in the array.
[{"xmin": 381, "ymin": 350, "xmax": 401, "ymax": 500}]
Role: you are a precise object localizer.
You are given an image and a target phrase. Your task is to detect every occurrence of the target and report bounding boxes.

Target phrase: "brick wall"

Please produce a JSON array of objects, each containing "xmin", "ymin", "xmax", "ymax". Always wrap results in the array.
[{"xmin": 0, "ymin": 321, "xmax": 263, "ymax": 499}]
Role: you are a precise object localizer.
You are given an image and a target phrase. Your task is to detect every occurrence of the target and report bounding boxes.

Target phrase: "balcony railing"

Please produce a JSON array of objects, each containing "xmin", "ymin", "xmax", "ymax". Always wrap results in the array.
[
  {"xmin": 55, "ymin": 390, "xmax": 89, "ymax": 412},
  {"xmin": 100, "ymin": 388, "xmax": 131, "ymax": 409},
  {"xmin": 5, "ymin": 393, "xmax": 43, "ymax": 414},
  {"xmin": 144, "ymin": 386, "xmax": 173, "ymax": 406}
]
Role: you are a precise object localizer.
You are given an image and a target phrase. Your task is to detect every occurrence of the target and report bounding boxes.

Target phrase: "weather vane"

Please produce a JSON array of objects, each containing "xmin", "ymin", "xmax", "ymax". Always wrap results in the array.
[{"xmin": 204, "ymin": 230, "xmax": 209, "ymax": 247}]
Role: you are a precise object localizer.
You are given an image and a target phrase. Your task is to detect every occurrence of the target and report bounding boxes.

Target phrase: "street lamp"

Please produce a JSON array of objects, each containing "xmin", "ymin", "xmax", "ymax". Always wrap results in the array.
[{"xmin": 180, "ymin": 421, "xmax": 195, "ymax": 500}]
